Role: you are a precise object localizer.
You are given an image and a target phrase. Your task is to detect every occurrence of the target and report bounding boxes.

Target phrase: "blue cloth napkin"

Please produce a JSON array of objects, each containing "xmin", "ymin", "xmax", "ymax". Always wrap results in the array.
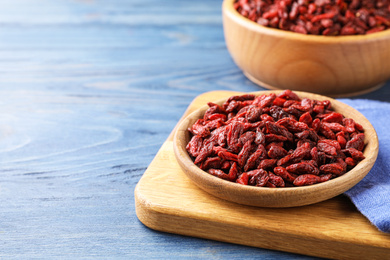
[{"xmin": 340, "ymin": 99, "xmax": 390, "ymax": 233}]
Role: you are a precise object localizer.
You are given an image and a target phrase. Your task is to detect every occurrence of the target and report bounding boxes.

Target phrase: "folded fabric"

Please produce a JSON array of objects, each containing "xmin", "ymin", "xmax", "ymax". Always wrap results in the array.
[{"xmin": 340, "ymin": 98, "xmax": 390, "ymax": 233}]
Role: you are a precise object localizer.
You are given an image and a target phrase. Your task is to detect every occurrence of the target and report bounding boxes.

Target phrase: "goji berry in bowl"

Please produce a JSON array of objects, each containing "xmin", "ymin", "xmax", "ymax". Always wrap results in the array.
[
  {"xmin": 173, "ymin": 90, "xmax": 378, "ymax": 207},
  {"xmin": 222, "ymin": 0, "xmax": 390, "ymax": 97}
]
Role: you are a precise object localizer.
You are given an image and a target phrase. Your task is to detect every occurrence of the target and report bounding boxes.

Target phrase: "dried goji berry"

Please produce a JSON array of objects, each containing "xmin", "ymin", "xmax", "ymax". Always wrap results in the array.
[
  {"xmin": 260, "ymin": 113, "xmax": 274, "ymax": 123},
  {"xmin": 345, "ymin": 157, "xmax": 356, "ymax": 167},
  {"xmin": 253, "ymin": 93, "xmax": 276, "ymax": 108},
  {"xmin": 274, "ymin": 104, "xmax": 295, "ymax": 120},
  {"xmin": 186, "ymin": 135, "xmax": 203, "ymax": 157},
  {"xmin": 343, "ymin": 147, "xmax": 365, "ymax": 161},
  {"xmin": 255, "ymin": 127, "xmax": 266, "ymax": 145},
  {"xmin": 205, "ymin": 102, "xmax": 226, "ymax": 118},
  {"xmin": 218, "ymin": 150, "xmax": 239, "ymax": 162},
  {"xmin": 293, "ymin": 174, "xmax": 332, "ymax": 186},
  {"xmin": 258, "ymin": 159, "xmax": 278, "ymax": 170},
  {"xmin": 194, "ymin": 141, "xmax": 214, "ymax": 164},
  {"xmin": 208, "ymin": 169, "xmax": 230, "ymax": 181},
  {"xmin": 238, "ymin": 131, "xmax": 256, "ymax": 146},
  {"xmin": 274, "ymin": 166, "xmax": 297, "ymax": 182},
  {"xmin": 266, "ymin": 121, "xmax": 294, "ymax": 141},
  {"xmin": 202, "ymin": 157, "xmax": 222, "ymax": 171},
  {"xmin": 245, "ymin": 105, "xmax": 262, "ymax": 122},
  {"xmin": 244, "ymin": 146, "xmax": 266, "ymax": 171},
  {"xmin": 322, "ymin": 112, "xmax": 344, "ymax": 124},
  {"xmin": 247, "ymin": 169, "xmax": 269, "ymax": 186},
  {"xmin": 299, "ymin": 112, "xmax": 313, "ymax": 126},
  {"xmin": 236, "ymin": 172, "xmax": 249, "ymax": 185},
  {"xmin": 225, "ymin": 100, "xmax": 240, "ymax": 113},
  {"xmin": 268, "ymin": 172, "xmax": 285, "ymax": 187},
  {"xmin": 265, "ymin": 133, "xmax": 289, "ymax": 143},
  {"xmin": 319, "ymin": 122, "xmax": 336, "ymax": 139},
  {"xmin": 268, "ymin": 144, "xmax": 288, "ymax": 159},
  {"xmin": 346, "ymin": 133, "xmax": 365, "ymax": 151},
  {"xmin": 286, "ymin": 162, "xmax": 320, "ymax": 175},
  {"xmin": 277, "ymin": 117, "xmax": 309, "ymax": 132},
  {"xmin": 319, "ymin": 163, "xmax": 345, "ymax": 176},
  {"xmin": 317, "ymin": 139, "xmax": 341, "ymax": 156},
  {"xmin": 227, "ymin": 94, "xmax": 256, "ymax": 103},
  {"xmin": 227, "ymin": 162, "xmax": 239, "ymax": 181},
  {"xmin": 311, "ymin": 118, "xmax": 321, "ymax": 132},
  {"xmin": 238, "ymin": 141, "xmax": 256, "ymax": 167},
  {"xmin": 221, "ymin": 160, "xmax": 232, "ymax": 171},
  {"xmin": 343, "ymin": 118, "xmax": 356, "ymax": 133}
]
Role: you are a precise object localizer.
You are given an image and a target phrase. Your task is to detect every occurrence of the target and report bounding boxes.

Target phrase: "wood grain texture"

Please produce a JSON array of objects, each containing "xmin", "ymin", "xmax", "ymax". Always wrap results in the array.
[
  {"xmin": 0, "ymin": 0, "xmax": 388, "ymax": 259},
  {"xmin": 136, "ymin": 91, "xmax": 390, "ymax": 260},
  {"xmin": 223, "ymin": 0, "xmax": 390, "ymax": 97}
]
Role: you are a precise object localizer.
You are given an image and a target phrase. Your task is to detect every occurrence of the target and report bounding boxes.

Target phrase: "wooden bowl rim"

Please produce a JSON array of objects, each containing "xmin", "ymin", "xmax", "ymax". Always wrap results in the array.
[
  {"xmin": 223, "ymin": 0, "xmax": 390, "ymax": 43},
  {"xmin": 173, "ymin": 90, "xmax": 378, "ymax": 207}
]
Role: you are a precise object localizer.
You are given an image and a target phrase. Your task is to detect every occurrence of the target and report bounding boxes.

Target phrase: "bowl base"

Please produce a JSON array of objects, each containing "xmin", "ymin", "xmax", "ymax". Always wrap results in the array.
[{"xmin": 244, "ymin": 72, "xmax": 385, "ymax": 98}]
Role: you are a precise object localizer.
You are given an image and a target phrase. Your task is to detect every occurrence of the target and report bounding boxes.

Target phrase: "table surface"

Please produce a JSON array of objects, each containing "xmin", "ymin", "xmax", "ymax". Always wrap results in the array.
[{"xmin": 0, "ymin": 0, "xmax": 388, "ymax": 259}]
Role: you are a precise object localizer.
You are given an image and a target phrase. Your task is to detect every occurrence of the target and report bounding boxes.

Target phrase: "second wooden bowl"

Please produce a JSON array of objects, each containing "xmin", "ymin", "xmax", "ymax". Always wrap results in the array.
[
  {"xmin": 173, "ymin": 90, "xmax": 378, "ymax": 208},
  {"xmin": 222, "ymin": 0, "xmax": 390, "ymax": 97}
]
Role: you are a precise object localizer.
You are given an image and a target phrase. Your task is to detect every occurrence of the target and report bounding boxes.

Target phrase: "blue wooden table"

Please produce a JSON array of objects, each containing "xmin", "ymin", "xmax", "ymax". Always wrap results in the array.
[{"xmin": 0, "ymin": 0, "xmax": 388, "ymax": 258}]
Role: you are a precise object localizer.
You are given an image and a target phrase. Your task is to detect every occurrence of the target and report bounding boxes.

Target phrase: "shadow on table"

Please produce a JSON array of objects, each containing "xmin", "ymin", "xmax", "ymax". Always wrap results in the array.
[{"xmin": 353, "ymin": 81, "xmax": 390, "ymax": 101}]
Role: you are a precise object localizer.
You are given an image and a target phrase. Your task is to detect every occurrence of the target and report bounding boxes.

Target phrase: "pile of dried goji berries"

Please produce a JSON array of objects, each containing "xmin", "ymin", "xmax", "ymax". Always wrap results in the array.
[
  {"xmin": 234, "ymin": 0, "xmax": 390, "ymax": 35},
  {"xmin": 186, "ymin": 90, "xmax": 365, "ymax": 187}
]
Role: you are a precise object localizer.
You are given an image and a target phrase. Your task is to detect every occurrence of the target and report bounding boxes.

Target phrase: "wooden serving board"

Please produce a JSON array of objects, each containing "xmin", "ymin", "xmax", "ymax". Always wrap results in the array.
[{"xmin": 134, "ymin": 91, "xmax": 390, "ymax": 260}]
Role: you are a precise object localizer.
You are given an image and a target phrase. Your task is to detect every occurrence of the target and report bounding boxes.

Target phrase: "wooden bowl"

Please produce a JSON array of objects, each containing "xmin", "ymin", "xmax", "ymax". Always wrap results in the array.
[
  {"xmin": 222, "ymin": 0, "xmax": 390, "ymax": 97},
  {"xmin": 173, "ymin": 91, "xmax": 378, "ymax": 208}
]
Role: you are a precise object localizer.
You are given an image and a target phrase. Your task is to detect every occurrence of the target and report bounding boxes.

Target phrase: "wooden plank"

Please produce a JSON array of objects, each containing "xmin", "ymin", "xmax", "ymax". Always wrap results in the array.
[{"xmin": 135, "ymin": 90, "xmax": 390, "ymax": 260}]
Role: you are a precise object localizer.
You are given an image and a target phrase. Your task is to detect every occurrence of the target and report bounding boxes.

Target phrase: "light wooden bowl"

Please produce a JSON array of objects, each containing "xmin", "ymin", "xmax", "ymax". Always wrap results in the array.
[
  {"xmin": 173, "ymin": 90, "xmax": 378, "ymax": 207},
  {"xmin": 222, "ymin": 0, "xmax": 390, "ymax": 97}
]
